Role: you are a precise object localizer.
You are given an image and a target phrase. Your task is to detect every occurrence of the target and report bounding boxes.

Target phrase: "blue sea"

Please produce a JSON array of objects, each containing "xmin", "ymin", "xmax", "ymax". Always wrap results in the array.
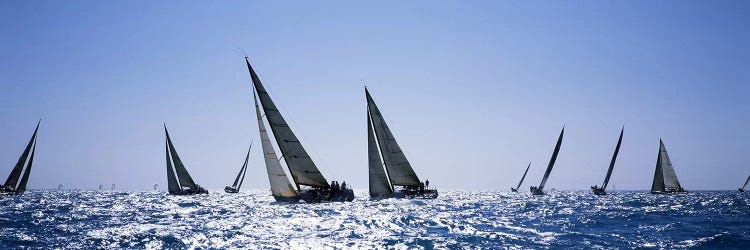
[{"xmin": 1, "ymin": 190, "xmax": 748, "ymax": 249}]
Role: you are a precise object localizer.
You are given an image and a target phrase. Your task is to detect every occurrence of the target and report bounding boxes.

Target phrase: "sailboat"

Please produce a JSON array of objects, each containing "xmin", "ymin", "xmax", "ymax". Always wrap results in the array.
[
  {"xmin": 739, "ymin": 175, "xmax": 750, "ymax": 193},
  {"xmin": 0, "ymin": 121, "xmax": 39, "ymax": 195},
  {"xmin": 164, "ymin": 125, "xmax": 208, "ymax": 195},
  {"xmin": 245, "ymin": 57, "xmax": 354, "ymax": 202},
  {"xmin": 650, "ymin": 139, "xmax": 687, "ymax": 194},
  {"xmin": 511, "ymin": 162, "xmax": 531, "ymax": 192},
  {"xmin": 225, "ymin": 141, "xmax": 252, "ymax": 193},
  {"xmin": 591, "ymin": 128, "xmax": 624, "ymax": 195},
  {"xmin": 366, "ymin": 88, "xmax": 438, "ymax": 199},
  {"xmin": 530, "ymin": 127, "xmax": 564, "ymax": 195}
]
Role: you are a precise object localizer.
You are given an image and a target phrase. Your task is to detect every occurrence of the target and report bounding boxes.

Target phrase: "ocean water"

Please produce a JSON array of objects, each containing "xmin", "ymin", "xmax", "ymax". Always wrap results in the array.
[{"xmin": 1, "ymin": 190, "xmax": 749, "ymax": 249}]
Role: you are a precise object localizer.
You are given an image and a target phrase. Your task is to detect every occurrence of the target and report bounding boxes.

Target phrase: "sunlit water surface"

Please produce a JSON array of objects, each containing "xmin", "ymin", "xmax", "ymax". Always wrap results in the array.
[{"xmin": 1, "ymin": 190, "xmax": 749, "ymax": 249}]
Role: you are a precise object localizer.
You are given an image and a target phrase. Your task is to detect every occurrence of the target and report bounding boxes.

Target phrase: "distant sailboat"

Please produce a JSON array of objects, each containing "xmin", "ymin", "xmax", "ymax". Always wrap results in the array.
[
  {"xmin": 530, "ymin": 127, "xmax": 564, "ymax": 195},
  {"xmin": 245, "ymin": 57, "xmax": 353, "ymax": 202},
  {"xmin": 366, "ymin": 88, "xmax": 437, "ymax": 199},
  {"xmin": 591, "ymin": 128, "xmax": 624, "ymax": 195},
  {"xmin": 1, "ymin": 121, "xmax": 40, "ymax": 195},
  {"xmin": 153, "ymin": 184, "xmax": 159, "ymax": 190},
  {"xmin": 740, "ymin": 175, "xmax": 750, "ymax": 193},
  {"xmin": 225, "ymin": 141, "xmax": 253, "ymax": 193},
  {"xmin": 511, "ymin": 162, "xmax": 531, "ymax": 192},
  {"xmin": 164, "ymin": 126, "xmax": 208, "ymax": 195},
  {"xmin": 650, "ymin": 139, "xmax": 687, "ymax": 194},
  {"xmin": 99, "ymin": 184, "xmax": 104, "ymax": 191},
  {"xmin": 111, "ymin": 184, "xmax": 115, "ymax": 190}
]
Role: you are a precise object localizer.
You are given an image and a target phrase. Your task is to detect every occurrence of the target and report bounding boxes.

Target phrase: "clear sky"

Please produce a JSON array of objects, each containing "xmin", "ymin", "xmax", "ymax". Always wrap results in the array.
[{"xmin": 1, "ymin": 1, "xmax": 748, "ymax": 191}]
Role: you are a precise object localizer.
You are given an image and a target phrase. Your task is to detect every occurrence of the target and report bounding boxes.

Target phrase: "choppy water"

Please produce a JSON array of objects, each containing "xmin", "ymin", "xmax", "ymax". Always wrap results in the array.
[{"xmin": 1, "ymin": 190, "xmax": 749, "ymax": 249}]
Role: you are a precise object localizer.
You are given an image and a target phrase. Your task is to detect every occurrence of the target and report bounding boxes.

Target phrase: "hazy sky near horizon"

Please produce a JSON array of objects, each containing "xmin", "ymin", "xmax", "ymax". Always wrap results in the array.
[{"xmin": 1, "ymin": 1, "xmax": 749, "ymax": 191}]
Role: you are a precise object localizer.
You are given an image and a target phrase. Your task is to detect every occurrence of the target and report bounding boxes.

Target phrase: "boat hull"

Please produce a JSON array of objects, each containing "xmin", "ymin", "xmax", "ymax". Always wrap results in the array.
[
  {"xmin": 370, "ymin": 189, "xmax": 439, "ymax": 199},
  {"xmin": 224, "ymin": 186, "xmax": 239, "ymax": 193},
  {"xmin": 592, "ymin": 188, "xmax": 607, "ymax": 195},
  {"xmin": 169, "ymin": 186, "xmax": 209, "ymax": 195},
  {"xmin": 530, "ymin": 187, "xmax": 545, "ymax": 195},
  {"xmin": 510, "ymin": 188, "xmax": 518, "ymax": 192},
  {"xmin": 739, "ymin": 188, "xmax": 745, "ymax": 193},
  {"xmin": 297, "ymin": 188, "xmax": 355, "ymax": 203},
  {"xmin": 0, "ymin": 186, "xmax": 23, "ymax": 195},
  {"xmin": 400, "ymin": 189, "xmax": 438, "ymax": 199},
  {"xmin": 272, "ymin": 195, "xmax": 301, "ymax": 202},
  {"xmin": 650, "ymin": 190, "xmax": 688, "ymax": 194}
]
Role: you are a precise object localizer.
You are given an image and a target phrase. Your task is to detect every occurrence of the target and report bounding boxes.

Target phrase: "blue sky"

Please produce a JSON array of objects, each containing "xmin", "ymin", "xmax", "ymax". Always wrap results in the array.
[{"xmin": 1, "ymin": 1, "xmax": 748, "ymax": 190}]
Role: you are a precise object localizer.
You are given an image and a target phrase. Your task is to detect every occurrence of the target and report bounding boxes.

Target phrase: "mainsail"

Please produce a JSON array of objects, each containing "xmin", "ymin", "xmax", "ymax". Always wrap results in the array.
[
  {"xmin": 16, "ymin": 143, "xmax": 36, "ymax": 192},
  {"xmin": 231, "ymin": 143, "xmax": 252, "ymax": 189},
  {"xmin": 515, "ymin": 162, "xmax": 531, "ymax": 191},
  {"xmin": 743, "ymin": 175, "xmax": 750, "ymax": 190},
  {"xmin": 255, "ymin": 91, "xmax": 299, "ymax": 198},
  {"xmin": 538, "ymin": 127, "xmax": 564, "ymax": 189},
  {"xmin": 366, "ymin": 89, "xmax": 421, "ymax": 187},
  {"xmin": 4, "ymin": 121, "xmax": 39, "ymax": 189},
  {"xmin": 165, "ymin": 127, "xmax": 198, "ymax": 189},
  {"xmin": 651, "ymin": 140, "xmax": 683, "ymax": 192},
  {"xmin": 245, "ymin": 57, "xmax": 329, "ymax": 188},
  {"xmin": 368, "ymin": 105, "xmax": 393, "ymax": 197},
  {"xmin": 601, "ymin": 128, "xmax": 624, "ymax": 189},
  {"xmin": 165, "ymin": 139, "xmax": 180, "ymax": 193}
]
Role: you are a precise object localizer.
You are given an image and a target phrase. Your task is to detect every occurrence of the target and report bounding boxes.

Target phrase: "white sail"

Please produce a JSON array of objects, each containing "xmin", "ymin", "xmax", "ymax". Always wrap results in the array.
[
  {"xmin": 245, "ymin": 58, "xmax": 329, "ymax": 188},
  {"xmin": 658, "ymin": 140, "xmax": 682, "ymax": 190},
  {"xmin": 255, "ymin": 92, "xmax": 298, "ymax": 198},
  {"xmin": 368, "ymin": 107, "xmax": 393, "ymax": 197},
  {"xmin": 651, "ymin": 140, "xmax": 684, "ymax": 192},
  {"xmin": 366, "ymin": 89, "xmax": 421, "ymax": 187}
]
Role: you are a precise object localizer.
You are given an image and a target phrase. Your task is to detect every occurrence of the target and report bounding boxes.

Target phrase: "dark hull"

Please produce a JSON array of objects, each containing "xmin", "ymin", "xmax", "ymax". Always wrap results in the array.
[
  {"xmin": 650, "ymin": 190, "xmax": 688, "ymax": 194},
  {"xmin": 0, "ymin": 187, "xmax": 23, "ymax": 195},
  {"xmin": 510, "ymin": 188, "xmax": 518, "ymax": 192},
  {"xmin": 400, "ymin": 189, "xmax": 438, "ymax": 199},
  {"xmin": 169, "ymin": 187, "xmax": 209, "ymax": 195},
  {"xmin": 371, "ymin": 189, "xmax": 439, "ymax": 199},
  {"xmin": 273, "ymin": 195, "xmax": 301, "ymax": 202},
  {"xmin": 530, "ymin": 187, "xmax": 545, "ymax": 195},
  {"xmin": 592, "ymin": 187, "xmax": 607, "ymax": 195},
  {"xmin": 739, "ymin": 188, "xmax": 745, "ymax": 193},
  {"xmin": 294, "ymin": 188, "xmax": 355, "ymax": 203},
  {"xmin": 224, "ymin": 186, "xmax": 239, "ymax": 193}
]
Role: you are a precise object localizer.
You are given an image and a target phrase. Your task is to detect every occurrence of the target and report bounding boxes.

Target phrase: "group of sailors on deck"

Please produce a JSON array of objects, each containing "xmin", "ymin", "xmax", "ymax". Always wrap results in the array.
[{"xmin": 330, "ymin": 181, "xmax": 347, "ymax": 193}]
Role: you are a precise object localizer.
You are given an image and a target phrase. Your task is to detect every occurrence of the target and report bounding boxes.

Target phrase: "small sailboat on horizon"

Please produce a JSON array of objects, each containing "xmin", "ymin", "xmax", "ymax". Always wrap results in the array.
[
  {"xmin": 225, "ymin": 141, "xmax": 252, "ymax": 193},
  {"xmin": 245, "ymin": 57, "xmax": 354, "ymax": 203},
  {"xmin": 591, "ymin": 128, "xmax": 624, "ymax": 195},
  {"xmin": 530, "ymin": 127, "xmax": 564, "ymax": 195},
  {"xmin": 650, "ymin": 139, "xmax": 687, "ymax": 194},
  {"xmin": 1, "ymin": 121, "xmax": 40, "ymax": 195},
  {"xmin": 164, "ymin": 126, "xmax": 208, "ymax": 195},
  {"xmin": 739, "ymin": 175, "xmax": 749, "ymax": 193},
  {"xmin": 511, "ymin": 162, "xmax": 531, "ymax": 192},
  {"xmin": 366, "ymin": 88, "xmax": 437, "ymax": 199}
]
